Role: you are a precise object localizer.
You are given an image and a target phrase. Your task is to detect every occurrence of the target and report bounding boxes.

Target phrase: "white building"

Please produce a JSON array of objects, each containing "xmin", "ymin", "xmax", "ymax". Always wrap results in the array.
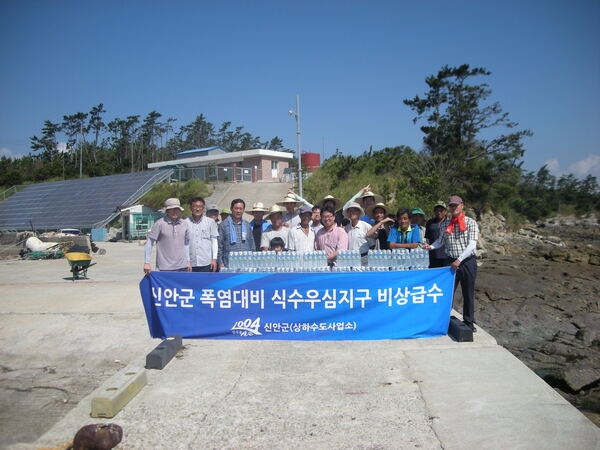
[{"xmin": 148, "ymin": 146, "xmax": 295, "ymax": 183}]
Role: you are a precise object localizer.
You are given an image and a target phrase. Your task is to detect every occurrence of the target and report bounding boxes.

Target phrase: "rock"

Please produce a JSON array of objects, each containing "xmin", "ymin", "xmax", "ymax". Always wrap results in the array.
[
  {"xmin": 562, "ymin": 366, "xmax": 600, "ymax": 392},
  {"xmin": 72, "ymin": 423, "xmax": 122, "ymax": 450}
]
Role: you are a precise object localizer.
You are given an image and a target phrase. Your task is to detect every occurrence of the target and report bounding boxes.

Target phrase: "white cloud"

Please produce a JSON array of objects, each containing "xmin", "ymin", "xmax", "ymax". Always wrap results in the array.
[
  {"xmin": 544, "ymin": 155, "xmax": 600, "ymax": 180},
  {"xmin": 57, "ymin": 142, "xmax": 68, "ymax": 153},
  {"xmin": 567, "ymin": 155, "xmax": 600, "ymax": 180},
  {"xmin": 0, "ymin": 147, "xmax": 14, "ymax": 158},
  {"xmin": 543, "ymin": 159, "xmax": 560, "ymax": 174}
]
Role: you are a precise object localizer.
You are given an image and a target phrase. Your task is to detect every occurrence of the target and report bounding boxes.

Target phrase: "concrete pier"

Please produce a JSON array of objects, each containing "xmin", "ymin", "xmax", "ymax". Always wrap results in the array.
[{"xmin": 1, "ymin": 242, "xmax": 598, "ymax": 450}]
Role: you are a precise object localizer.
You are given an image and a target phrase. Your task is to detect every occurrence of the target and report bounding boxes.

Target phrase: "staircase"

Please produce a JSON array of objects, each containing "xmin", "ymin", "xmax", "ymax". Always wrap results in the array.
[{"xmin": 206, "ymin": 181, "xmax": 294, "ymax": 212}]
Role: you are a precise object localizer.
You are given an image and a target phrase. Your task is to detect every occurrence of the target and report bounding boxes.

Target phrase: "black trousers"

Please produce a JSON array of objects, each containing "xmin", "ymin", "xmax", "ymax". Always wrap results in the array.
[
  {"xmin": 453, "ymin": 255, "xmax": 477, "ymax": 324},
  {"xmin": 429, "ymin": 257, "xmax": 451, "ymax": 268},
  {"xmin": 192, "ymin": 265, "xmax": 212, "ymax": 272}
]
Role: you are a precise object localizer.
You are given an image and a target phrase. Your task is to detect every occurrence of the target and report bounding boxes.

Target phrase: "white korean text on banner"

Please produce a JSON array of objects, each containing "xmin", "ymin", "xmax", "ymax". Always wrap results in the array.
[{"xmin": 139, "ymin": 268, "xmax": 455, "ymax": 340}]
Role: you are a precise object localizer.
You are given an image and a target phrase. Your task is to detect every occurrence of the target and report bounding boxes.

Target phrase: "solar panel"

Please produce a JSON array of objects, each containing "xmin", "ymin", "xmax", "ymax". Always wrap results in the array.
[{"xmin": 0, "ymin": 170, "xmax": 173, "ymax": 232}]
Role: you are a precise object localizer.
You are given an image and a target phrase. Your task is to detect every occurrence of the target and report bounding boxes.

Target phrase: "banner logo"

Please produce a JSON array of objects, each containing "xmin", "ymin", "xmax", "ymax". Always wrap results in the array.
[{"xmin": 231, "ymin": 317, "xmax": 262, "ymax": 336}]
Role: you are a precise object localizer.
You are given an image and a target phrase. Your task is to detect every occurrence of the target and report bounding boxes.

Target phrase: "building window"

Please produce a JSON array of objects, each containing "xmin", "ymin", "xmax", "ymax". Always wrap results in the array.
[{"xmin": 271, "ymin": 160, "xmax": 279, "ymax": 170}]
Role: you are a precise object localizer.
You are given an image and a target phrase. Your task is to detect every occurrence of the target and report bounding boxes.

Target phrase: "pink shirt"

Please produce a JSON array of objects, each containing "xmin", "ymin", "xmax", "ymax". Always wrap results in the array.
[{"xmin": 315, "ymin": 225, "xmax": 349, "ymax": 262}]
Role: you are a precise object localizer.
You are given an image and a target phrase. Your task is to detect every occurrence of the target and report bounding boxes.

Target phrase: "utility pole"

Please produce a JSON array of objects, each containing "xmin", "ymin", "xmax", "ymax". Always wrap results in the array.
[
  {"xmin": 79, "ymin": 123, "xmax": 83, "ymax": 179},
  {"xmin": 288, "ymin": 95, "xmax": 303, "ymax": 197}
]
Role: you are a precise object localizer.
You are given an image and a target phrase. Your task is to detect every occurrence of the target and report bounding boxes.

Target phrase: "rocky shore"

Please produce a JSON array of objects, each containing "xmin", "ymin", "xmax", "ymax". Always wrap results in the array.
[{"xmin": 474, "ymin": 212, "xmax": 600, "ymax": 426}]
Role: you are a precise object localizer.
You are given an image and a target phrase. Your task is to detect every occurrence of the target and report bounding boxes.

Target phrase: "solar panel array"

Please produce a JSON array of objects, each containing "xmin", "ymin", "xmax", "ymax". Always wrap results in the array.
[{"xmin": 0, "ymin": 170, "xmax": 173, "ymax": 232}]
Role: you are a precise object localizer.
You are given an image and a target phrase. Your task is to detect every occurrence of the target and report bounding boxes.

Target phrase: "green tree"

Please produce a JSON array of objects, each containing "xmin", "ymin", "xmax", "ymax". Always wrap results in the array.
[{"xmin": 404, "ymin": 64, "xmax": 532, "ymax": 211}]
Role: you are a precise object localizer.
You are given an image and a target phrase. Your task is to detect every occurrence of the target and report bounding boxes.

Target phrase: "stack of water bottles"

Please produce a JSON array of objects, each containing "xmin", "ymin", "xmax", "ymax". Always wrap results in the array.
[
  {"xmin": 224, "ymin": 250, "xmax": 329, "ymax": 272},
  {"xmin": 222, "ymin": 248, "xmax": 430, "ymax": 272},
  {"xmin": 366, "ymin": 248, "xmax": 430, "ymax": 271},
  {"xmin": 334, "ymin": 249, "xmax": 361, "ymax": 271},
  {"xmin": 410, "ymin": 247, "xmax": 430, "ymax": 269}
]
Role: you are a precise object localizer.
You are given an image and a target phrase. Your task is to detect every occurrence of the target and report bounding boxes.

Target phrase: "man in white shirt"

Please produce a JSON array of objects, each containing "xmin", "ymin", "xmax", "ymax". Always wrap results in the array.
[
  {"xmin": 186, "ymin": 196, "xmax": 218, "ymax": 272},
  {"xmin": 288, "ymin": 205, "xmax": 316, "ymax": 253},
  {"xmin": 344, "ymin": 201, "xmax": 374, "ymax": 266}
]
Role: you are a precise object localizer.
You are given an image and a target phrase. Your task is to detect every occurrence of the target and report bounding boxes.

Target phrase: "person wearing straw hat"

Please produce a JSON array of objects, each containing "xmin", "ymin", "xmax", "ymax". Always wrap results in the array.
[
  {"xmin": 143, "ymin": 197, "xmax": 191, "ymax": 274},
  {"xmin": 339, "ymin": 185, "xmax": 384, "ymax": 226},
  {"xmin": 186, "ymin": 196, "xmax": 219, "ymax": 272},
  {"xmin": 261, "ymin": 204, "xmax": 290, "ymax": 251},
  {"xmin": 217, "ymin": 199, "xmax": 255, "ymax": 269},
  {"xmin": 425, "ymin": 201, "xmax": 450, "ymax": 268},
  {"xmin": 277, "ymin": 194, "xmax": 303, "ymax": 228},
  {"xmin": 247, "ymin": 202, "xmax": 270, "ymax": 251},
  {"xmin": 288, "ymin": 190, "xmax": 346, "ymax": 226},
  {"xmin": 288, "ymin": 205, "xmax": 316, "ymax": 253},
  {"xmin": 344, "ymin": 202, "xmax": 374, "ymax": 266},
  {"xmin": 365, "ymin": 202, "xmax": 395, "ymax": 250},
  {"xmin": 316, "ymin": 194, "xmax": 344, "ymax": 226}
]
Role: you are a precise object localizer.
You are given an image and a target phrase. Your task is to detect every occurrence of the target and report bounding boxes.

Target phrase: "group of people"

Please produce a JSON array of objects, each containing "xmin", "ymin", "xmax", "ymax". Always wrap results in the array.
[{"xmin": 143, "ymin": 186, "xmax": 480, "ymax": 332}]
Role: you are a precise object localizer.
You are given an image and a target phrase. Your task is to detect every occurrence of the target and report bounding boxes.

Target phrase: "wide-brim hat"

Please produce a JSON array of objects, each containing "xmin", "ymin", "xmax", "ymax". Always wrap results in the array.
[
  {"xmin": 317, "ymin": 195, "xmax": 341, "ymax": 210},
  {"xmin": 162, "ymin": 197, "xmax": 184, "ymax": 212},
  {"xmin": 343, "ymin": 201, "xmax": 365, "ymax": 219},
  {"xmin": 276, "ymin": 194, "xmax": 303, "ymax": 208},
  {"xmin": 220, "ymin": 208, "xmax": 232, "ymax": 215},
  {"xmin": 248, "ymin": 201, "xmax": 269, "ymax": 212},
  {"xmin": 265, "ymin": 204, "xmax": 286, "ymax": 220},
  {"xmin": 358, "ymin": 191, "xmax": 384, "ymax": 206},
  {"xmin": 366, "ymin": 202, "xmax": 389, "ymax": 218}
]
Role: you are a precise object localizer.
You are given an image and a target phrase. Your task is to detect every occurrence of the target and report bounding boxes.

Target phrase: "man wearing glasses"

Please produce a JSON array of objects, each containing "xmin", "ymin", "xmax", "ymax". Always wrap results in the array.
[{"xmin": 315, "ymin": 206, "xmax": 349, "ymax": 267}]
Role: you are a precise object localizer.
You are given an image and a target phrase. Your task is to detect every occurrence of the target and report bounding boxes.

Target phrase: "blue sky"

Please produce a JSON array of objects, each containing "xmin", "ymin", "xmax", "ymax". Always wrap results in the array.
[{"xmin": 1, "ymin": 0, "xmax": 599, "ymax": 179}]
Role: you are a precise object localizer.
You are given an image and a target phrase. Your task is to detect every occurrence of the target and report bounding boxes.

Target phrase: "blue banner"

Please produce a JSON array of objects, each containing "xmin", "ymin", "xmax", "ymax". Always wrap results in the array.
[{"xmin": 139, "ymin": 268, "xmax": 455, "ymax": 340}]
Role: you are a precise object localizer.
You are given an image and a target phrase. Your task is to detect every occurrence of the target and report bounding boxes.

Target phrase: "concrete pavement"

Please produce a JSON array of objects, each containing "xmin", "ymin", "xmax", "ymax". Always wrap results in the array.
[{"xmin": 2, "ymin": 241, "xmax": 599, "ymax": 450}]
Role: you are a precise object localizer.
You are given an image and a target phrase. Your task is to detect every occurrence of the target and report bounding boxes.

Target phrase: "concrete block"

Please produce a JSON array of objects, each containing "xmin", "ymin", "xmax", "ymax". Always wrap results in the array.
[
  {"xmin": 91, "ymin": 366, "xmax": 147, "ymax": 418},
  {"xmin": 145, "ymin": 335, "xmax": 183, "ymax": 370},
  {"xmin": 448, "ymin": 316, "xmax": 473, "ymax": 342}
]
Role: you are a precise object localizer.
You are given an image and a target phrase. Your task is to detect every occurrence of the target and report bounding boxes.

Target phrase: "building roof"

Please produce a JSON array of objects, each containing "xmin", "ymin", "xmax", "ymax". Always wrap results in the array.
[
  {"xmin": 149, "ymin": 148, "xmax": 293, "ymax": 169},
  {"xmin": 0, "ymin": 170, "xmax": 173, "ymax": 232},
  {"xmin": 177, "ymin": 146, "xmax": 227, "ymax": 158}
]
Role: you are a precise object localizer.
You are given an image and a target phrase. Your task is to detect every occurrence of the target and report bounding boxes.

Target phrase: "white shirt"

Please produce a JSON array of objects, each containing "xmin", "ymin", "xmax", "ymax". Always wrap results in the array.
[
  {"xmin": 344, "ymin": 220, "xmax": 373, "ymax": 255},
  {"xmin": 288, "ymin": 224, "xmax": 316, "ymax": 253},
  {"xmin": 186, "ymin": 215, "xmax": 218, "ymax": 266}
]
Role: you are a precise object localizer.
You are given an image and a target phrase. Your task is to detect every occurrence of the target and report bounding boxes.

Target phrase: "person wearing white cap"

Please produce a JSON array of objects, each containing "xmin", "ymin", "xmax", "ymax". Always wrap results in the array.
[
  {"xmin": 343, "ymin": 202, "xmax": 374, "ymax": 266},
  {"xmin": 260, "ymin": 205, "xmax": 290, "ymax": 251},
  {"xmin": 206, "ymin": 204, "xmax": 220, "ymax": 224},
  {"xmin": 186, "ymin": 196, "xmax": 219, "ymax": 272},
  {"xmin": 287, "ymin": 205, "xmax": 316, "ymax": 253},
  {"xmin": 143, "ymin": 198, "xmax": 191, "ymax": 273}
]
